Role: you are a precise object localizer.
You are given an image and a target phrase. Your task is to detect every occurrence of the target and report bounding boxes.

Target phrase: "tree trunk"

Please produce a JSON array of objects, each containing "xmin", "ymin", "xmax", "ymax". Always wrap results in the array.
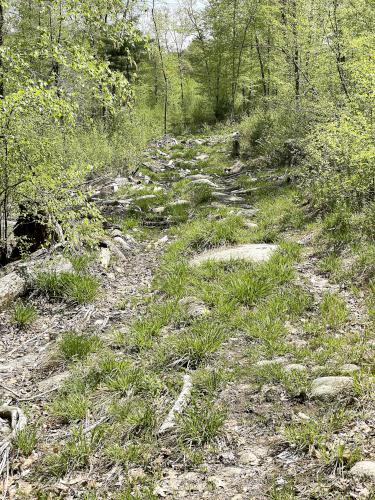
[
  {"xmin": 152, "ymin": 0, "xmax": 168, "ymax": 134},
  {"xmin": 255, "ymin": 33, "xmax": 267, "ymax": 97},
  {"xmin": 0, "ymin": 2, "xmax": 4, "ymax": 99}
]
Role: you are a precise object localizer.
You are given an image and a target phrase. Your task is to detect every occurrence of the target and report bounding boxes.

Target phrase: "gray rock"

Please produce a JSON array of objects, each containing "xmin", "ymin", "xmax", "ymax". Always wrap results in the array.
[
  {"xmin": 99, "ymin": 247, "xmax": 111, "ymax": 269},
  {"xmin": 190, "ymin": 178, "xmax": 219, "ymax": 189},
  {"xmin": 350, "ymin": 461, "xmax": 375, "ymax": 479},
  {"xmin": 187, "ymin": 174, "xmax": 211, "ymax": 181},
  {"xmin": 285, "ymin": 364, "xmax": 307, "ymax": 372},
  {"xmin": 38, "ymin": 371, "xmax": 70, "ymax": 392},
  {"xmin": 310, "ymin": 376, "xmax": 353, "ymax": 399},
  {"xmin": 133, "ymin": 194, "xmax": 157, "ymax": 203},
  {"xmin": 152, "ymin": 206, "xmax": 166, "ymax": 214},
  {"xmin": 190, "ymin": 244, "xmax": 278, "ymax": 266},
  {"xmin": 168, "ymin": 199, "xmax": 190, "ymax": 207},
  {"xmin": 179, "ymin": 296, "xmax": 209, "ymax": 318},
  {"xmin": 0, "ymin": 271, "xmax": 26, "ymax": 310},
  {"xmin": 195, "ymin": 154, "xmax": 209, "ymax": 161},
  {"xmin": 238, "ymin": 450, "xmax": 260, "ymax": 465},
  {"xmin": 212, "ymin": 192, "xmax": 244, "ymax": 204},
  {"xmin": 340, "ymin": 363, "xmax": 360, "ymax": 375},
  {"xmin": 114, "ymin": 236, "xmax": 132, "ymax": 252}
]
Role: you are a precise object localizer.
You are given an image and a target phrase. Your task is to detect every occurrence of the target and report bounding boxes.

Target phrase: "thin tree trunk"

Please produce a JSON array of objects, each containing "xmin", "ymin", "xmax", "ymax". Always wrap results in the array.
[
  {"xmin": 255, "ymin": 33, "xmax": 267, "ymax": 97},
  {"xmin": 0, "ymin": 2, "xmax": 4, "ymax": 99},
  {"xmin": 331, "ymin": 0, "xmax": 349, "ymax": 97},
  {"xmin": 152, "ymin": 0, "xmax": 168, "ymax": 134}
]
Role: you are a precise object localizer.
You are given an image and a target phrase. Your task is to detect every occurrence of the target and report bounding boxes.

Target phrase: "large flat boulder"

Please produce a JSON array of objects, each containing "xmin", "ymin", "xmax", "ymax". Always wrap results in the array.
[{"xmin": 190, "ymin": 244, "xmax": 278, "ymax": 266}]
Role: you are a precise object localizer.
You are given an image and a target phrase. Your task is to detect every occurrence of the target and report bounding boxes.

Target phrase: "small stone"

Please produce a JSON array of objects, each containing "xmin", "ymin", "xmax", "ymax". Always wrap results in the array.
[
  {"xmin": 114, "ymin": 236, "xmax": 132, "ymax": 252},
  {"xmin": 195, "ymin": 154, "xmax": 209, "ymax": 161},
  {"xmin": 99, "ymin": 247, "xmax": 111, "ymax": 269},
  {"xmin": 179, "ymin": 296, "xmax": 209, "ymax": 318},
  {"xmin": 238, "ymin": 450, "xmax": 260, "ymax": 466},
  {"xmin": 285, "ymin": 364, "xmax": 307, "ymax": 372},
  {"xmin": 152, "ymin": 206, "xmax": 166, "ymax": 214},
  {"xmin": 244, "ymin": 221, "xmax": 258, "ymax": 229},
  {"xmin": 128, "ymin": 468, "xmax": 146, "ymax": 480},
  {"xmin": 191, "ymin": 244, "xmax": 278, "ymax": 266},
  {"xmin": 190, "ymin": 178, "xmax": 219, "ymax": 188},
  {"xmin": 156, "ymin": 235, "xmax": 169, "ymax": 246},
  {"xmin": 350, "ymin": 461, "xmax": 375, "ymax": 479},
  {"xmin": 340, "ymin": 363, "xmax": 360, "ymax": 375},
  {"xmin": 310, "ymin": 376, "xmax": 353, "ymax": 400},
  {"xmin": 168, "ymin": 199, "xmax": 190, "ymax": 207}
]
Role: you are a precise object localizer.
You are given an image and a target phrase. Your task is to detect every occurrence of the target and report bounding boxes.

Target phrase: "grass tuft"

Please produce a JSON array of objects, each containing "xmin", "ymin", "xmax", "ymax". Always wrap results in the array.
[
  {"xmin": 12, "ymin": 302, "xmax": 37, "ymax": 327},
  {"xmin": 36, "ymin": 271, "xmax": 100, "ymax": 304},
  {"xmin": 59, "ymin": 331, "xmax": 102, "ymax": 361}
]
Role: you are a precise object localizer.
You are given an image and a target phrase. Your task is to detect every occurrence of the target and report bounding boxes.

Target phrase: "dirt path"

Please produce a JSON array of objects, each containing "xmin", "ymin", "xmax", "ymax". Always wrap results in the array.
[{"xmin": 0, "ymin": 133, "xmax": 374, "ymax": 499}]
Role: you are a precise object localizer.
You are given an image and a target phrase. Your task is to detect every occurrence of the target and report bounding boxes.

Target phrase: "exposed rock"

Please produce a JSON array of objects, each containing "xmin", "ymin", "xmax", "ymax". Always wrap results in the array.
[
  {"xmin": 189, "ymin": 178, "xmax": 219, "ymax": 189},
  {"xmin": 238, "ymin": 450, "xmax": 260, "ymax": 466},
  {"xmin": 195, "ymin": 154, "xmax": 209, "ymax": 161},
  {"xmin": 38, "ymin": 371, "xmax": 70, "ymax": 392},
  {"xmin": 41, "ymin": 255, "xmax": 73, "ymax": 275},
  {"xmin": 99, "ymin": 247, "xmax": 111, "ymax": 269},
  {"xmin": 310, "ymin": 376, "xmax": 353, "ymax": 399},
  {"xmin": 168, "ymin": 199, "xmax": 190, "ymax": 207},
  {"xmin": 179, "ymin": 296, "xmax": 210, "ymax": 318},
  {"xmin": 212, "ymin": 192, "xmax": 245, "ymax": 204},
  {"xmin": 285, "ymin": 364, "xmax": 307, "ymax": 372},
  {"xmin": 225, "ymin": 160, "xmax": 244, "ymax": 175},
  {"xmin": 244, "ymin": 221, "xmax": 258, "ymax": 229},
  {"xmin": 187, "ymin": 174, "xmax": 212, "ymax": 181},
  {"xmin": 114, "ymin": 236, "xmax": 132, "ymax": 253},
  {"xmin": 190, "ymin": 244, "xmax": 278, "ymax": 266},
  {"xmin": 350, "ymin": 461, "xmax": 375, "ymax": 479},
  {"xmin": 99, "ymin": 183, "xmax": 119, "ymax": 197},
  {"xmin": 340, "ymin": 363, "xmax": 360, "ymax": 375},
  {"xmin": 152, "ymin": 206, "xmax": 166, "ymax": 214},
  {"xmin": 0, "ymin": 272, "xmax": 27, "ymax": 310},
  {"xmin": 133, "ymin": 194, "xmax": 158, "ymax": 203},
  {"xmin": 156, "ymin": 235, "xmax": 169, "ymax": 246}
]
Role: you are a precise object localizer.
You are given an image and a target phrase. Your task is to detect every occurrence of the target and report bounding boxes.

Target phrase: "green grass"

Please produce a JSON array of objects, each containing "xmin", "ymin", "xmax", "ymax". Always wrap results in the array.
[
  {"xmin": 41, "ymin": 427, "xmax": 102, "ymax": 478},
  {"xmin": 36, "ymin": 271, "xmax": 100, "ymax": 304},
  {"xmin": 320, "ymin": 292, "xmax": 349, "ymax": 329},
  {"xmin": 177, "ymin": 398, "xmax": 226, "ymax": 447},
  {"xmin": 12, "ymin": 302, "xmax": 37, "ymax": 327},
  {"xmin": 50, "ymin": 393, "xmax": 89, "ymax": 423},
  {"xmin": 189, "ymin": 183, "xmax": 214, "ymax": 206},
  {"xmin": 58, "ymin": 331, "xmax": 102, "ymax": 361},
  {"xmin": 14, "ymin": 426, "xmax": 38, "ymax": 456},
  {"xmin": 158, "ymin": 320, "xmax": 226, "ymax": 368}
]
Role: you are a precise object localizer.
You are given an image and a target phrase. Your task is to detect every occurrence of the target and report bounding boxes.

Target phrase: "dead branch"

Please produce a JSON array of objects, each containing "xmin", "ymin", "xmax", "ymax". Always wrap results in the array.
[{"xmin": 158, "ymin": 374, "xmax": 192, "ymax": 435}]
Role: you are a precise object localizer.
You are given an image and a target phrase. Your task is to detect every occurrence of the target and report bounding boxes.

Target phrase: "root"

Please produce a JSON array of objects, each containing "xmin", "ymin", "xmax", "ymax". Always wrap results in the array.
[{"xmin": 0, "ymin": 406, "xmax": 27, "ymax": 481}]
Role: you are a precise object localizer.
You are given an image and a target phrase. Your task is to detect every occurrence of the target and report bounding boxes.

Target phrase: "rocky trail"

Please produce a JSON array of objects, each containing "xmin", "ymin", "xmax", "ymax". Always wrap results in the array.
[{"xmin": 0, "ymin": 133, "xmax": 374, "ymax": 499}]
